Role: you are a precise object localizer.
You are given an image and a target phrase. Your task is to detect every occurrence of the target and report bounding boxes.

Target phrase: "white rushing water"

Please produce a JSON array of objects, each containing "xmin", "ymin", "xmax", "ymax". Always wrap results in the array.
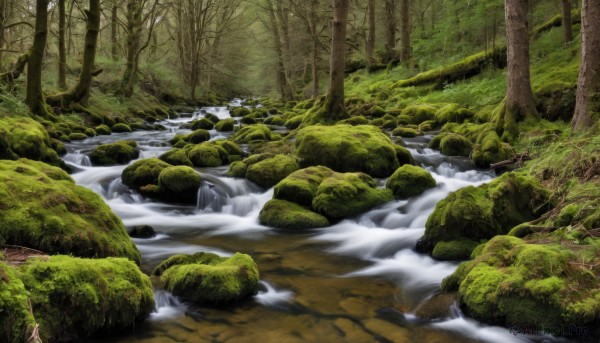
[{"xmin": 65, "ymin": 101, "xmax": 564, "ymax": 343}]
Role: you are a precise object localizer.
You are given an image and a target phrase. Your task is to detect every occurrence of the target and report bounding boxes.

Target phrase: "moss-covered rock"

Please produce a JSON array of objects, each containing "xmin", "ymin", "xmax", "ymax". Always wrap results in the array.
[
  {"xmin": 182, "ymin": 129, "xmax": 211, "ymax": 144},
  {"xmin": 284, "ymin": 115, "xmax": 303, "ymax": 129},
  {"xmin": 431, "ymin": 239, "xmax": 480, "ymax": 260},
  {"xmin": 338, "ymin": 116, "xmax": 370, "ymax": 126},
  {"xmin": 0, "ymin": 262, "xmax": 35, "ymax": 343},
  {"xmin": 95, "ymin": 124, "xmax": 111, "ymax": 135},
  {"xmin": 259, "ymin": 199, "xmax": 330, "ymax": 229},
  {"xmin": 111, "ymin": 123, "xmax": 132, "ymax": 133},
  {"xmin": 191, "ymin": 118, "xmax": 215, "ymax": 130},
  {"xmin": 386, "ymin": 165, "xmax": 436, "ymax": 198},
  {"xmin": 153, "ymin": 252, "xmax": 259, "ymax": 304},
  {"xmin": 188, "ymin": 143, "xmax": 225, "ymax": 167},
  {"xmin": 122, "ymin": 158, "xmax": 171, "ymax": 189},
  {"xmin": 419, "ymin": 172, "xmax": 549, "ymax": 255},
  {"xmin": 435, "ymin": 104, "xmax": 475, "ymax": 124},
  {"xmin": 230, "ymin": 124, "xmax": 273, "ymax": 143},
  {"xmin": 68, "ymin": 133, "xmax": 88, "ymax": 141},
  {"xmin": 89, "ymin": 140, "xmax": 140, "ymax": 166},
  {"xmin": 205, "ymin": 113, "xmax": 221, "ymax": 124},
  {"xmin": 472, "ymin": 130, "xmax": 512, "ymax": 168},
  {"xmin": 230, "ymin": 107, "xmax": 251, "ymax": 117},
  {"xmin": 215, "ymin": 118, "xmax": 235, "ymax": 132},
  {"xmin": 274, "ymin": 166, "xmax": 334, "ymax": 207},
  {"xmin": 439, "ymin": 133, "xmax": 472, "ymax": 157},
  {"xmin": 392, "ymin": 127, "xmax": 420, "ymax": 138},
  {"xmin": 159, "ymin": 148, "xmax": 193, "ymax": 167},
  {"xmin": 156, "ymin": 166, "xmax": 202, "ymax": 203},
  {"xmin": 228, "ymin": 154, "xmax": 300, "ymax": 188},
  {"xmin": 264, "ymin": 115, "xmax": 285, "ymax": 126},
  {"xmin": 442, "ymin": 236, "xmax": 600, "ymax": 329},
  {"xmin": 296, "ymin": 125, "xmax": 402, "ymax": 178},
  {"xmin": 0, "ymin": 159, "xmax": 141, "ymax": 262},
  {"xmin": 21, "ymin": 256, "xmax": 154, "ymax": 342},
  {"xmin": 400, "ymin": 104, "xmax": 436, "ymax": 124},
  {"xmin": 0, "ymin": 117, "xmax": 62, "ymax": 167}
]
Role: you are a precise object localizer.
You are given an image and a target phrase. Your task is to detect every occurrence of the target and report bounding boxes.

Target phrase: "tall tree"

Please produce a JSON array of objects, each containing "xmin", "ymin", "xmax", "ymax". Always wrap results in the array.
[
  {"xmin": 325, "ymin": 0, "xmax": 349, "ymax": 118},
  {"xmin": 500, "ymin": 0, "xmax": 538, "ymax": 141},
  {"xmin": 572, "ymin": 0, "xmax": 600, "ymax": 132},
  {"xmin": 562, "ymin": 0, "xmax": 573, "ymax": 44},
  {"xmin": 26, "ymin": 0, "xmax": 50, "ymax": 117},
  {"xmin": 383, "ymin": 0, "xmax": 397, "ymax": 63},
  {"xmin": 365, "ymin": 0, "xmax": 375, "ymax": 67},
  {"xmin": 57, "ymin": 0, "xmax": 67, "ymax": 89},
  {"xmin": 265, "ymin": 0, "xmax": 293, "ymax": 100},
  {"xmin": 111, "ymin": 1, "xmax": 120, "ymax": 61},
  {"xmin": 400, "ymin": 0, "xmax": 410, "ymax": 63}
]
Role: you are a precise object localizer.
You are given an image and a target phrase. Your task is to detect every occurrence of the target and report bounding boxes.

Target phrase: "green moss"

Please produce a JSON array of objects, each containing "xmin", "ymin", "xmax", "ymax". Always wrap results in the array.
[
  {"xmin": 338, "ymin": 116, "xmax": 370, "ymax": 126},
  {"xmin": 0, "ymin": 117, "xmax": 62, "ymax": 167},
  {"xmin": 230, "ymin": 107, "xmax": 251, "ymax": 117},
  {"xmin": 264, "ymin": 115, "xmax": 285, "ymax": 126},
  {"xmin": 156, "ymin": 166, "xmax": 202, "ymax": 203},
  {"xmin": 472, "ymin": 130, "xmax": 512, "ymax": 168},
  {"xmin": 0, "ymin": 159, "xmax": 141, "ymax": 262},
  {"xmin": 111, "ymin": 123, "xmax": 133, "ymax": 133},
  {"xmin": 21, "ymin": 256, "xmax": 154, "ymax": 342},
  {"xmin": 122, "ymin": 158, "xmax": 171, "ymax": 189},
  {"xmin": 89, "ymin": 140, "xmax": 140, "ymax": 166},
  {"xmin": 312, "ymin": 172, "xmax": 393, "ymax": 219},
  {"xmin": 230, "ymin": 124, "xmax": 273, "ymax": 143},
  {"xmin": 296, "ymin": 125, "xmax": 401, "ymax": 178},
  {"xmin": 84, "ymin": 128, "xmax": 96, "ymax": 137},
  {"xmin": 215, "ymin": 118, "xmax": 235, "ymax": 132},
  {"xmin": 284, "ymin": 115, "xmax": 304, "ymax": 129},
  {"xmin": 153, "ymin": 252, "xmax": 259, "ymax": 304},
  {"xmin": 439, "ymin": 133, "xmax": 472, "ymax": 157},
  {"xmin": 259, "ymin": 199, "xmax": 330, "ymax": 229},
  {"xmin": 274, "ymin": 166, "xmax": 334, "ymax": 207},
  {"xmin": 182, "ymin": 129, "xmax": 211, "ymax": 144},
  {"xmin": 432, "ymin": 239, "xmax": 480, "ymax": 261},
  {"xmin": 400, "ymin": 104, "xmax": 437, "ymax": 124},
  {"xmin": 392, "ymin": 127, "xmax": 420, "ymax": 138},
  {"xmin": 95, "ymin": 125, "xmax": 111, "ymax": 135},
  {"xmin": 394, "ymin": 145, "xmax": 415, "ymax": 166},
  {"xmin": 435, "ymin": 104, "xmax": 475, "ymax": 124},
  {"xmin": 159, "ymin": 148, "xmax": 193, "ymax": 167},
  {"xmin": 188, "ymin": 143, "xmax": 225, "ymax": 167},
  {"xmin": 68, "ymin": 133, "xmax": 88, "ymax": 141},
  {"xmin": 191, "ymin": 118, "xmax": 215, "ymax": 130},
  {"xmin": 420, "ymin": 172, "xmax": 549, "ymax": 255},
  {"xmin": 205, "ymin": 113, "xmax": 221, "ymax": 124},
  {"xmin": 230, "ymin": 154, "xmax": 300, "ymax": 188},
  {"xmin": 386, "ymin": 165, "xmax": 437, "ymax": 198},
  {"xmin": 368, "ymin": 105, "xmax": 386, "ymax": 118},
  {"xmin": 0, "ymin": 262, "xmax": 35, "ymax": 343}
]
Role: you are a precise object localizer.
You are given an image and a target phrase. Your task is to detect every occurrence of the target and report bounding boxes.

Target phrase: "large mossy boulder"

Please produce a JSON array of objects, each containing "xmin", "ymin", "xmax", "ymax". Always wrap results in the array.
[
  {"xmin": 0, "ymin": 159, "xmax": 141, "ymax": 263},
  {"xmin": 153, "ymin": 252, "xmax": 259, "ymax": 304},
  {"xmin": 295, "ymin": 125, "xmax": 408, "ymax": 178},
  {"xmin": 472, "ymin": 131, "xmax": 512, "ymax": 168},
  {"xmin": 230, "ymin": 124, "xmax": 273, "ymax": 143},
  {"xmin": 89, "ymin": 140, "xmax": 140, "ymax": 166},
  {"xmin": 418, "ymin": 172, "xmax": 549, "ymax": 257},
  {"xmin": 439, "ymin": 133, "xmax": 472, "ymax": 157},
  {"xmin": 260, "ymin": 166, "xmax": 392, "ymax": 228},
  {"xmin": 0, "ymin": 117, "xmax": 62, "ymax": 167},
  {"xmin": 156, "ymin": 166, "xmax": 202, "ymax": 203},
  {"xmin": 215, "ymin": 118, "xmax": 236, "ymax": 132},
  {"xmin": 20, "ymin": 256, "xmax": 154, "ymax": 342},
  {"xmin": 188, "ymin": 143, "xmax": 227, "ymax": 167},
  {"xmin": 400, "ymin": 104, "xmax": 437, "ymax": 124},
  {"xmin": 434, "ymin": 104, "xmax": 474, "ymax": 124},
  {"xmin": 121, "ymin": 158, "xmax": 171, "ymax": 189},
  {"xmin": 259, "ymin": 199, "xmax": 330, "ymax": 229},
  {"xmin": 0, "ymin": 262, "xmax": 34, "ymax": 343},
  {"xmin": 386, "ymin": 165, "xmax": 436, "ymax": 198},
  {"xmin": 228, "ymin": 153, "xmax": 299, "ymax": 188},
  {"xmin": 442, "ymin": 236, "xmax": 600, "ymax": 329},
  {"xmin": 159, "ymin": 148, "xmax": 193, "ymax": 167}
]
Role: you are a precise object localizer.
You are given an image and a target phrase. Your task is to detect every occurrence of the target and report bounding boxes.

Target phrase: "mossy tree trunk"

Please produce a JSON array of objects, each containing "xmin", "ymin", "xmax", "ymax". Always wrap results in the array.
[
  {"xmin": 500, "ymin": 0, "xmax": 538, "ymax": 142},
  {"xmin": 111, "ymin": 2, "xmax": 119, "ymax": 62},
  {"xmin": 365, "ymin": 0, "xmax": 376, "ymax": 67},
  {"xmin": 572, "ymin": 0, "xmax": 600, "ymax": 132},
  {"xmin": 25, "ymin": 0, "xmax": 50, "ymax": 117},
  {"xmin": 58, "ymin": 0, "xmax": 67, "ymax": 90},
  {"xmin": 400, "ymin": 0, "xmax": 411, "ymax": 64},
  {"xmin": 562, "ymin": 0, "xmax": 573, "ymax": 44},
  {"xmin": 324, "ymin": 0, "xmax": 349, "ymax": 119},
  {"xmin": 384, "ymin": 0, "xmax": 398, "ymax": 63}
]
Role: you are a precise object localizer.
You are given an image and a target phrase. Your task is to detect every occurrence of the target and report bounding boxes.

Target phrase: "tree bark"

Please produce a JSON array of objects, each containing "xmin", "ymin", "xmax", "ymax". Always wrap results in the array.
[
  {"xmin": 384, "ymin": 0, "xmax": 397, "ymax": 63},
  {"xmin": 0, "ymin": 0, "xmax": 6, "ymax": 70},
  {"xmin": 26, "ymin": 0, "xmax": 50, "ymax": 117},
  {"xmin": 325, "ymin": 0, "xmax": 349, "ymax": 118},
  {"xmin": 310, "ymin": 0, "xmax": 320, "ymax": 99},
  {"xmin": 572, "ymin": 0, "xmax": 600, "ymax": 132},
  {"xmin": 111, "ymin": 4, "xmax": 119, "ymax": 61},
  {"xmin": 400, "ymin": 0, "xmax": 411, "ymax": 64},
  {"xmin": 58, "ymin": 0, "xmax": 67, "ymax": 89},
  {"xmin": 121, "ymin": 0, "xmax": 142, "ymax": 97},
  {"xmin": 501, "ymin": 0, "xmax": 538, "ymax": 141},
  {"xmin": 267, "ymin": 0, "xmax": 293, "ymax": 100},
  {"xmin": 562, "ymin": 0, "xmax": 573, "ymax": 44},
  {"xmin": 366, "ymin": 0, "xmax": 376, "ymax": 67}
]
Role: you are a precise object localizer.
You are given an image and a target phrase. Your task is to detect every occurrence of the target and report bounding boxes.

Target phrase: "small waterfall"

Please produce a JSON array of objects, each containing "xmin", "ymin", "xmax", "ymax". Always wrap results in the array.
[
  {"xmin": 196, "ymin": 183, "xmax": 228, "ymax": 212},
  {"xmin": 151, "ymin": 290, "xmax": 186, "ymax": 321},
  {"xmin": 254, "ymin": 281, "xmax": 294, "ymax": 307}
]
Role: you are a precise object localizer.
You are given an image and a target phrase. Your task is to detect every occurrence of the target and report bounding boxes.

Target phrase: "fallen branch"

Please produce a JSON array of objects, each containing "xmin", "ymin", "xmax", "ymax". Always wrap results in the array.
[{"xmin": 490, "ymin": 153, "xmax": 531, "ymax": 169}]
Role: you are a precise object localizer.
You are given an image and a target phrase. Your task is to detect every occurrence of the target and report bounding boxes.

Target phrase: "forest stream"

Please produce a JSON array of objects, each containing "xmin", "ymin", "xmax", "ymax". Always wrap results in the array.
[{"xmin": 59, "ymin": 102, "xmax": 567, "ymax": 343}]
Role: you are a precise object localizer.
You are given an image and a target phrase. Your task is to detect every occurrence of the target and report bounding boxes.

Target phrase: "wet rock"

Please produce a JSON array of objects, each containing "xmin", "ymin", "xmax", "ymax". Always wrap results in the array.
[
  {"xmin": 363, "ymin": 319, "xmax": 411, "ymax": 342},
  {"xmin": 414, "ymin": 292, "xmax": 457, "ymax": 320},
  {"xmin": 386, "ymin": 165, "xmax": 437, "ymax": 198},
  {"xmin": 128, "ymin": 225, "xmax": 156, "ymax": 238},
  {"xmin": 89, "ymin": 140, "xmax": 140, "ymax": 166},
  {"xmin": 334, "ymin": 318, "xmax": 377, "ymax": 342}
]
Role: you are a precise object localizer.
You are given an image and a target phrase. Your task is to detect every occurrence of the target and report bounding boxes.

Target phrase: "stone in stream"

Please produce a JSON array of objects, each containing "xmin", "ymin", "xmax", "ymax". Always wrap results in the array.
[
  {"xmin": 89, "ymin": 140, "xmax": 140, "ymax": 166},
  {"xmin": 413, "ymin": 292, "xmax": 457, "ymax": 320},
  {"xmin": 362, "ymin": 319, "xmax": 411, "ymax": 342},
  {"xmin": 153, "ymin": 252, "xmax": 259, "ymax": 304},
  {"xmin": 333, "ymin": 318, "xmax": 377, "ymax": 342},
  {"xmin": 128, "ymin": 225, "xmax": 156, "ymax": 238},
  {"xmin": 385, "ymin": 164, "xmax": 437, "ymax": 198},
  {"xmin": 228, "ymin": 153, "xmax": 300, "ymax": 188}
]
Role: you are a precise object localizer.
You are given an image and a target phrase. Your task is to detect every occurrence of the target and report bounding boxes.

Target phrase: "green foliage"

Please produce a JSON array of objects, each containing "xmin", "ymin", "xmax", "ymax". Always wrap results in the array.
[
  {"xmin": 153, "ymin": 252, "xmax": 259, "ymax": 304},
  {"xmin": 0, "ymin": 159, "xmax": 140, "ymax": 263},
  {"xmin": 89, "ymin": 140, "xmax": 140, "ymax": 166},
  {"xmin": 21, "ymin": 256, "xmax": 154, "ymax": 342},
  {"xmin": 386, "ymin": 165, "xmax": 437, "ymax": 198}
]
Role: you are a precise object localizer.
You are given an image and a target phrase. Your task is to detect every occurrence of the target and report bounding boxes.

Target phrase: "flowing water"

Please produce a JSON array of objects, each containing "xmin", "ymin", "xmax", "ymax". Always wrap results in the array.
[{"xmin": 64, "ymin": 103, "xmax": 570, "ymax": 343}]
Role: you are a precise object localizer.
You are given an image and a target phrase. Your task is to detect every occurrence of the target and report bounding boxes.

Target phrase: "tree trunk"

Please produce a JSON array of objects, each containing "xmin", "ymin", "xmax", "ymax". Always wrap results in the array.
[
  {"xmin": 562, "ymin": 0, "xmax": 573, "ymax": 44},
  {"xmin": 111, "ymin": 4, "xmax": 119, "ymax": 61},
  {"xmin": 267, "ymin": 0, "xmax": 292, "ymax": 100},
  {"xmin": 312, "ymin": 35, "xmax": 320, "ymax": 99},
  {"xmin": 121, "ymin": 0, "xmax": 141, "ymax": 97},
  {"xmin": 0, "ymin": 0, "xmax": 6, "ymax": 70},
  {"xmin": 572, "ymin": 0, "xmax": 600, "ymax": 132},
  {"xmin": 26, "ymin": 0, "xmax": 50, "ymax": 117},
  {"xmin": 400, "ymin": 0, "xmax": 411, "ymax": 64},
  {"xmin": 384, "ymin": 0, "xmax": 397, "ymax": 63},
  {"xmin": 58, "ymin": 0, "xmax": 67, "ymax": 89},
  {"xmin": 325, "ymin": 0, "xmax": 349, "ymax": 118},
  {"xmin": 501, "ymin": 0, "xmax": 539, "ymax": 141},
  {"xmin": 366, "ymin": 0, "xmax": 376, "ymax": 67}
]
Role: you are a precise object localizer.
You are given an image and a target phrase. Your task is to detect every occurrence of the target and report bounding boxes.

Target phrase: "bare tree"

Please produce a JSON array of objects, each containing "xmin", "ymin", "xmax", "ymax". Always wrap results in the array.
[
  {"xmin": 400, "ymin": 0, "xmax": 410, "ymax": 63},
  {"xmin": 572, "ymin": 0, "xmax": 600, "ymax": 132},
  {"xmin": 383, "ymin": 0, "xmax": 398, "ymax": 63},
  {"xmin": 562, "ymin": 0, "xmax": 573, "ymax": 44},
  {"xmin": 57, "ymin": 0, "xmax": 67, "ymax": 89},
  {"xmin": 365, "ymin": 0, "xmax": 375, "ymax": 67},
  {"xmin": 324, "ymin": 0, "xmax": 349, "ymax": 118},
  {"xmin": 26, "ymin": 0, "xmax": 50, "ymax": 117}
]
